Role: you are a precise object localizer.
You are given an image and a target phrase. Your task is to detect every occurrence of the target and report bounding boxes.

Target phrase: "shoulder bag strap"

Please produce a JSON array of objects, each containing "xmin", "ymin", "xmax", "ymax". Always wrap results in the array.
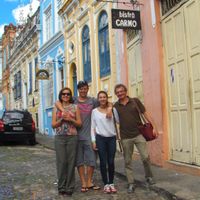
[
  {"xmin": 133, "ymin": 98, "xmax": 147, "ymax": 124},
  {"xmin": 112, "ymin": 109, "xmax": 123, "ymax": 152}
]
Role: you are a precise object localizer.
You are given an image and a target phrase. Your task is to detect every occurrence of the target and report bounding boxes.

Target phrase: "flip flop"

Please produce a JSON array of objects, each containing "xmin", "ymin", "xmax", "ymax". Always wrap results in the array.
[
  {"xmin": 81, "ymin": 187, "xmax": 88, "ymax": 192},
  {"xmin": 88, "ymin": 185, "xmax": 100, "ymax": 190}
]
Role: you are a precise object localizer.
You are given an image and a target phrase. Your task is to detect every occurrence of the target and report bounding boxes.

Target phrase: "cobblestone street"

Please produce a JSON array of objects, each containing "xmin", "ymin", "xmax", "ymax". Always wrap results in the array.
[{"xmin": 0, "ymin": 143, "xmax": 171, "ymax": 200}]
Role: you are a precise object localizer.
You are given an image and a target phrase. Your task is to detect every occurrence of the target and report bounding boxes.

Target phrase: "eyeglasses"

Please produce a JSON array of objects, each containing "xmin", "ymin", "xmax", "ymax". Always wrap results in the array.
[{"xmin": 62, "ymin": 92, "xmax": 71, "ymax": 96}]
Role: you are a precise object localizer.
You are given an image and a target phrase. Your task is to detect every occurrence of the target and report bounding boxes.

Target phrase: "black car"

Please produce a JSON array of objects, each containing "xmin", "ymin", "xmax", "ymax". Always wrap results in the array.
[{"xmin": 0, "ymin": 110, "xmax": 36, "ymax": 145}]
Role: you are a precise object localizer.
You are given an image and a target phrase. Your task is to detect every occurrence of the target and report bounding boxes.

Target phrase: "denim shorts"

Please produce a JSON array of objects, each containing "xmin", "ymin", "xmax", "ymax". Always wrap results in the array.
[{"xmin": 76, "ymin": 140, "xmax": 96, "ymax": 167}]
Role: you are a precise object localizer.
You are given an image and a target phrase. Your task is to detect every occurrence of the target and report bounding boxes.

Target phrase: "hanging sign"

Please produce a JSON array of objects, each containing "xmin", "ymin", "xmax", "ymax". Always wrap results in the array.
[
  {"xmin": 36, "ymin": 69, "xmax": 49, "ymax": 80},
  {"xmin": 111, "ymin": 9, "xmax": 141, "ymax": 30}
]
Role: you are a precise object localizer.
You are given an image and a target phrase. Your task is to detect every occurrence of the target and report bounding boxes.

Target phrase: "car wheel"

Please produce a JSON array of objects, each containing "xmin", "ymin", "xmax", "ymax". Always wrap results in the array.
[{"xmin": 29, "ymin": 138, "xmax": 36, "ymax": 145}]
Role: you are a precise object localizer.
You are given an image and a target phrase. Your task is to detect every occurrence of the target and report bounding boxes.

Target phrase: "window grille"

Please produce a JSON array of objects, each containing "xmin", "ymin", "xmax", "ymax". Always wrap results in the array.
[
  {"xmin": 127, "ymin": 30, "xmax": 139, "ymax": 44},
  {"xmin": 160, "ymin": 0, "xmax": 182, "ymax": 15}
]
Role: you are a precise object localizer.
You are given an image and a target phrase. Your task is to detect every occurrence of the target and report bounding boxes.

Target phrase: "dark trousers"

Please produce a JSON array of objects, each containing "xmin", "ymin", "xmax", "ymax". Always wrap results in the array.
[
  {"xmin": 96, "ymin": 134, "xmax": 116, "ymax": 185},
  {"xmin": 55, "ymin": 135, "xmax": 78, "ymax": 193}
]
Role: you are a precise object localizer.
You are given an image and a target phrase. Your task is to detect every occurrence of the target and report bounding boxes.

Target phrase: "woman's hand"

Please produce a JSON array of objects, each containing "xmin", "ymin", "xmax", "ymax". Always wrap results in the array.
[
  {"xmin": 62, "ymin": 112, "xmax": 74, "ymax": 122},
  {"xmin": 92, "ymin": 142, "xmax": 98, "ymax": 151}
]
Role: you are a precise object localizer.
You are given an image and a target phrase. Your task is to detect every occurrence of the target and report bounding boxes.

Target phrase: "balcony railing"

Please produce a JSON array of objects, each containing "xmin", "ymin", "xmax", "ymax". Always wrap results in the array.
[{"xmin": 160, "ymin": 0, "xmax": 183, "ymax": 15}]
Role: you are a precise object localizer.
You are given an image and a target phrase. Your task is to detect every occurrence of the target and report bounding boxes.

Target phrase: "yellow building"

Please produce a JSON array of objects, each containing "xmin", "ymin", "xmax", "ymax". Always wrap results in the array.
[{"xmin": 59, "ymin": 0, "xmax": 118, "ymax": 98}]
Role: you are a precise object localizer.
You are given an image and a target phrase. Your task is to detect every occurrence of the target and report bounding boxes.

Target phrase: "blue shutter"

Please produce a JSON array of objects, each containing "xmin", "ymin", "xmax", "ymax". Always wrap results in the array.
[
  {"xmin": 34, "ymin": 57, "xmax": 38, "ymax": 91},
  {"xmin": 82, "ymin": 25, "xmax": 91, "ymax": 82},
  {"xmin": 98, "ymin": 11, "xmax": 110, "ymax": 78}
]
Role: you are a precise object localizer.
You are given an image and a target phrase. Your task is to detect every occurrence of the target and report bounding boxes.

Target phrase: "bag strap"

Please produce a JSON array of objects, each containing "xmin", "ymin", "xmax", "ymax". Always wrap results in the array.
[
  {"xmin": 133, "ymin": 98, "xmax": 148, "ymax": 124},
  {"xmin": 112, "ymin": 108, "xmax": 123, "ymax": 152}
]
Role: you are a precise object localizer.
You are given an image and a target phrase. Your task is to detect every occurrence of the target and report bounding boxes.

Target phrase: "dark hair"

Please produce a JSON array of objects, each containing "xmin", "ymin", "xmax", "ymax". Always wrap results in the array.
[
  {"xmin": 97, "ymin": 90, "xmax": 108, "ymax": 99},
  {"xmin": 58, "ymin": 87, "xmax": 74, "ymax": 103},
  {"xmin": 114, "ymin": 84, "xmax": 127, "ymax": 94},
  {"xmin": 77, "ymin": 80, "xmax": 88, "ymax": 89}
]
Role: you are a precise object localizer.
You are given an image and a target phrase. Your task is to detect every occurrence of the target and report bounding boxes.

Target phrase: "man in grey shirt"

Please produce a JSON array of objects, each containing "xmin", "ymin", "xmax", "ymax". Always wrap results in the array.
[{"xmin": 74, "ymin": 81, "xmax": 99, "ymax": 192}]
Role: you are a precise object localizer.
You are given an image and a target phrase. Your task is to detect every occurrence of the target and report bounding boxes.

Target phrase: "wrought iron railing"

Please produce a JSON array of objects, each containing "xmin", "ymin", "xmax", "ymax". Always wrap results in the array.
[{"xmin": 160, "ymin": 0, "xmax": 183, "ymax": 15}]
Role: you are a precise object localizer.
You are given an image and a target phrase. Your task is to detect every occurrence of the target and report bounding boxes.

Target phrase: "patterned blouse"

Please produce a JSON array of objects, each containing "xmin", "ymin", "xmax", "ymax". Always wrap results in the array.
[{"xmin": 55, "ymin": 104, "xmax": 78, "ymax": 136}]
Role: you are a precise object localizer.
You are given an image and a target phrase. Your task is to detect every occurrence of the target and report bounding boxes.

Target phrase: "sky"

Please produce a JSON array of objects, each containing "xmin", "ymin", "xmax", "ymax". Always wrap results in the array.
[{"xmin": 0, "ymin": 0, "xmax": 40, "ymax": 38}]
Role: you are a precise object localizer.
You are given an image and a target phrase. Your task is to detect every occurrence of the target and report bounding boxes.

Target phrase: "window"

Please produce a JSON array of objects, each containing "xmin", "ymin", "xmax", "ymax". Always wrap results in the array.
[
  {"xmin": 3, "ymin": 48, "xmax": 6, "ymax": 70},
  {"xmin": 82, "ymin": 25, "xmax": 91, "ymax": 82},
  {"xmin": 44, "ymin": 63, "xmax": 53, "ymax": 108},
  {"xmin": 127, "ymin": 30, "xmax": 139, "ymax": 44},
  {"xmin": 34, "ymin": 57, "xmax": 39, "ymax": 91},
  {"xmin": 98, "ymin": 11, "xmax": 110, "ymax": 78},
  {"xmin": 57, "ymin": 0, "xmax": 62, "ymax": 31},
  {"xmin": 17, "ymin": 71, "xmax": 21, "ymax": 98},
  {"xmin": 57, "ymin": 56, "xmax": 64, "ymax": 89},
  {"xmin": 60, "ymin": 68, "xmax": 64, "ymax": 89},
  {"xmin": 14, "ymin": 71, "xmax": 22, "ymax": 100},
  {"xmin": 45, "ymin": 6, "xmax": 52, "ymax": 41},
  {"xmin": 29, "ymin": 62, "xmax": 32, "ymax": 94}
]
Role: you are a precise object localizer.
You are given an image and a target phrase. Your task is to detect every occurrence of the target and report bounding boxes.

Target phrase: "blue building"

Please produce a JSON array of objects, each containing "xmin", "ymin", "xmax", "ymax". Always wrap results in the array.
[{"xmin": 38, "ymin": 0, "xmax": 65, "ymax": 136}]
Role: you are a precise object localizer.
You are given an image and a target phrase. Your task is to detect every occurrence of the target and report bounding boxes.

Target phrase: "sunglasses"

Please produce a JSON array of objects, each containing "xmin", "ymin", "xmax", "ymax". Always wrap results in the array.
[{"xmin": 62, "ymin": 92, "xmax": 71, "ymax": 96}]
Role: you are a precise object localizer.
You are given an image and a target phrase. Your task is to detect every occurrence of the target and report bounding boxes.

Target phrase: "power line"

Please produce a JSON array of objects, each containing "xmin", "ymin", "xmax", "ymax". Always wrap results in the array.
[{"xmin": 96, "ymin": 0, "xmax": 143, "ymax": 6}]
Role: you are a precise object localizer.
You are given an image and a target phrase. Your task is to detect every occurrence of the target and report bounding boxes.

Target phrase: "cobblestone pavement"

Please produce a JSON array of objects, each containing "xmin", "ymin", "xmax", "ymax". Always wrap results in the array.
[{"xmin": 0, "ymin": 143, "xmax": 169, "ymax": 200}]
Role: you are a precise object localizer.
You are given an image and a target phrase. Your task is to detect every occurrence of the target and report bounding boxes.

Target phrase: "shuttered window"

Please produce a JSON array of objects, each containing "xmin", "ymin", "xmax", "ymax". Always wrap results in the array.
[
  {"xmin": 82, "ymin": 25, "xmax": 91, "ymax": 82},
  {"xmin": 14, "ymin": 71, "xmax": 22, "ymax": 100},
  {"xmin": 29, "ymin": 62, "xmax": 32, "ymax": 94},
  {"xmin": 98, "ymin": 11, "xmax": 110, "ymax": 78}
]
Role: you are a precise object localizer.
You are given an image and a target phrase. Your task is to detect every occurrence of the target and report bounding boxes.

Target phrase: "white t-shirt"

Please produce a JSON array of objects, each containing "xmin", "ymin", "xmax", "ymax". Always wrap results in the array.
[{"xmin": 91, "ymin": 108, "xmax": 118, "ymax": 142}]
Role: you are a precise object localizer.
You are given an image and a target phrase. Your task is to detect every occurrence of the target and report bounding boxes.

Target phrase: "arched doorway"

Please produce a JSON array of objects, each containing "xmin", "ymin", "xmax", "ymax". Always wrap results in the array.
[{"xmin": 70, "ymin": 63, "xmax": 77, "ymax": 97}]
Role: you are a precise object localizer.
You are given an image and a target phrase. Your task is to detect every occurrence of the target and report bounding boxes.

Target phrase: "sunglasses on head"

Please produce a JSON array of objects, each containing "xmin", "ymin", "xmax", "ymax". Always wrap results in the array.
[{"xmin": 62, "ymin": 92, "xmax": 71, "ymax": 96}]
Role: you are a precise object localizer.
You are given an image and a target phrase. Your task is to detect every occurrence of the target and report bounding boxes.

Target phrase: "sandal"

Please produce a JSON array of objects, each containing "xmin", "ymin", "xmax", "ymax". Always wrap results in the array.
[
  {"xmin": 81, "ymin": 187, "xmax": 88, "ymax": 192},
  {"xmin": 88, "ymin": 184, "xmax": 100, "ymax": 190}
]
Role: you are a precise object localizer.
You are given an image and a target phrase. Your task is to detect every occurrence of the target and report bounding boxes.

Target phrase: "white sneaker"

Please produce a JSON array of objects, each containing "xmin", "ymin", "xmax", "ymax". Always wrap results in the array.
[
  {"xmin": 109, "ymin": 184, "xmax": 117, "ymax": 193},
  {"xmin": 103, "ymin": 184, "xmax": 111, "ymax": 193}
]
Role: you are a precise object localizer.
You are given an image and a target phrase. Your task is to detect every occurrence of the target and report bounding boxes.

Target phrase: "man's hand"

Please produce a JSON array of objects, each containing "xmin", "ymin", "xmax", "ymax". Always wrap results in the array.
[
  {"xmin": 153, "ymin": 128, "xmax": 159, "ymax": 138},
  {"xmin": 106, "ymin": 107, "xmax": 113, "ymax": 119}
]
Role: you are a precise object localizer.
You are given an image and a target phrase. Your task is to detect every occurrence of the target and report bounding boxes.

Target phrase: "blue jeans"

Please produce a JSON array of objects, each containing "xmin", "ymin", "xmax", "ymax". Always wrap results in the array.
[{"xmin": 96, "ymin": 134, "xmax": 116, "ymax": 185}]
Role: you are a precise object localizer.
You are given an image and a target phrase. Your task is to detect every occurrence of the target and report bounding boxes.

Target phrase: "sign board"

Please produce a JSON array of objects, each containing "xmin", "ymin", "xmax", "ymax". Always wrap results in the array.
[
  {"xmin": 111, "ymin": 9, "xmax": 141, "ymax": 30},
  {"xmin": 36, "ymin": 69, "xmax": 49, "ymax": 80}
]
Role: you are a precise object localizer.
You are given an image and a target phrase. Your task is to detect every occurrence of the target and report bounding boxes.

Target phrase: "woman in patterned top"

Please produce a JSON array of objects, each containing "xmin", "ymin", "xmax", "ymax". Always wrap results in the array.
[{"xmin": 52, "ymin": 87, "xmax": 82, "ymax": 196}]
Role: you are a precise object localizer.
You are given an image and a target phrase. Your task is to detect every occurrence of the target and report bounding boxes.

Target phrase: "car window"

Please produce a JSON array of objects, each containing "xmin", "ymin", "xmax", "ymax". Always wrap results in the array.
[{"xmin": 3, "ymin": 112, "xmax": 24, "ymax": 120}]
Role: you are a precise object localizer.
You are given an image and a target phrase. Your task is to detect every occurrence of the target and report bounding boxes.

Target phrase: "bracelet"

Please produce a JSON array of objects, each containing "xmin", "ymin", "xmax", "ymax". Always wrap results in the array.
[{"xmin": 58, "ymin": 119, "xmax": 62, "ymax": 124}]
